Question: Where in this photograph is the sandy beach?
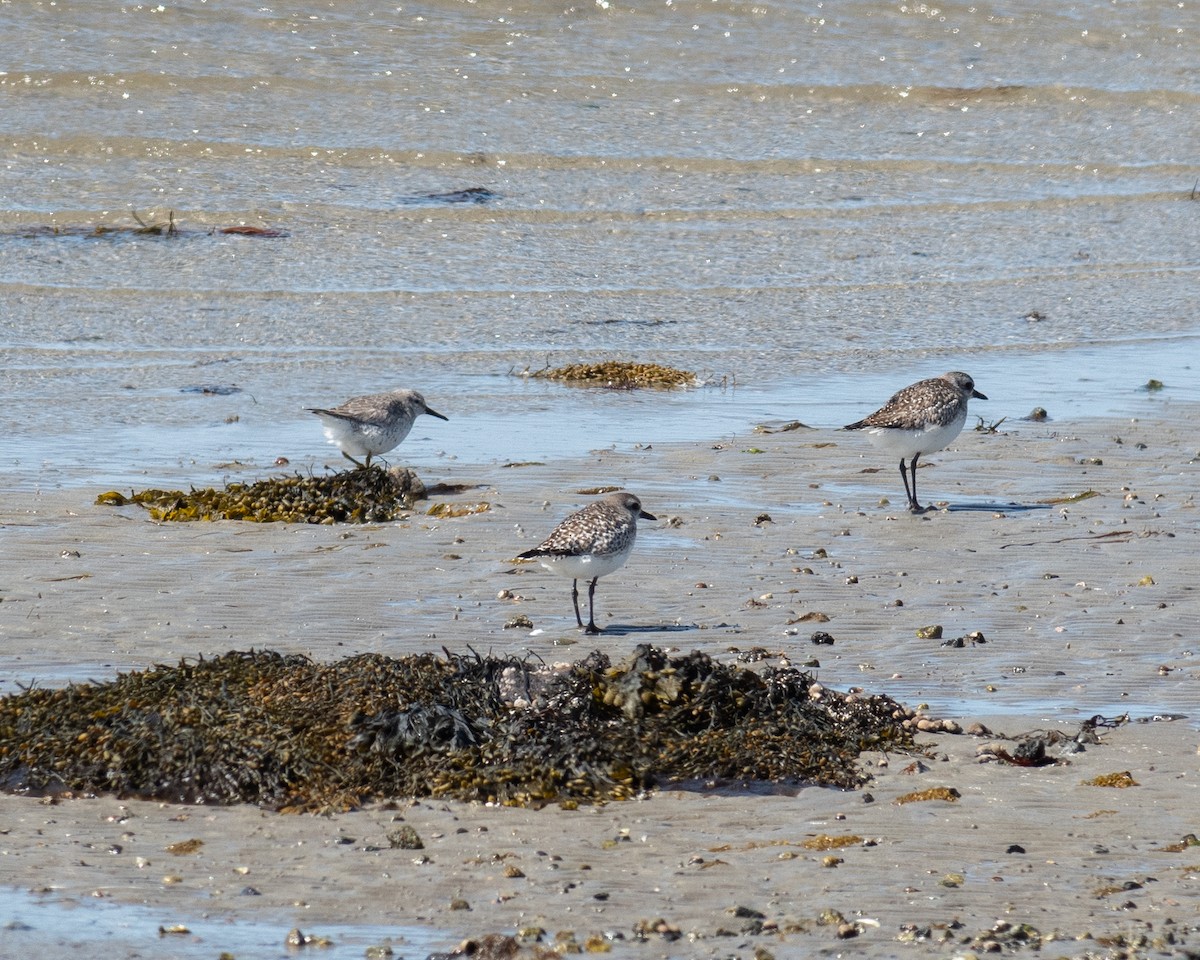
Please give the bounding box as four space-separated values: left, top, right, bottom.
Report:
2 408 1198 958
4 0 1199 953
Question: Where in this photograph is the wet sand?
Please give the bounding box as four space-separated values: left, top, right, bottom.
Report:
1 409 1199 957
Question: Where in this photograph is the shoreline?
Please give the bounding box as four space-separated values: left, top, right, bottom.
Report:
2 333 1199 497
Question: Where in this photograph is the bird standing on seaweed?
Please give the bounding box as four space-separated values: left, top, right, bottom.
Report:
308 388 448 469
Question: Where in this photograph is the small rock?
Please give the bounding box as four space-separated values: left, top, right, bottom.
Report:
386 826 423 850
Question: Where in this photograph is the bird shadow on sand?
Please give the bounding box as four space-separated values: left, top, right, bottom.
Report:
598 623 699 637
940 500 1054 514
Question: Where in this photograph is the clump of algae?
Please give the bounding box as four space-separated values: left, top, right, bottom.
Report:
95 467 426 524
894 786 961 804
1084 771 1139 788
0 645 917 810
519 361 698 389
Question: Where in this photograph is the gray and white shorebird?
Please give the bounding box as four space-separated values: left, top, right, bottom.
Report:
843 371 987 513
516 492 656 635
308 388 448 469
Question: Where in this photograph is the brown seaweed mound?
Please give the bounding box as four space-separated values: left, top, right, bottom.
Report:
520 361 698 389
95 467 425 523
0 646 915 810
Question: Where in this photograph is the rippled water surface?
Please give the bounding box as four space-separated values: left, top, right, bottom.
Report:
2 0 1197 487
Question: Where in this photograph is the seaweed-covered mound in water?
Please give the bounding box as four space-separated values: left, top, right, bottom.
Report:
94 467 425 523
519 361 698 389
0 646 916 809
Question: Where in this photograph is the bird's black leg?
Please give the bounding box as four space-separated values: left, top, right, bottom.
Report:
584 576 601 635
570 579 585 628
899 458 915 510
342 451 368 470
908 453 924 513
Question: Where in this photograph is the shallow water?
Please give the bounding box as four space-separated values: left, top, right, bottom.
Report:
0 885 446 960
2 0 1198 492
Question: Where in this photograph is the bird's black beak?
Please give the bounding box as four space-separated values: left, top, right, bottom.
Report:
972 390 988 400
425 407 450 421
640 510 657 521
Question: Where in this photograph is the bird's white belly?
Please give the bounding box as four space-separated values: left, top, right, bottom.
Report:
322 420 407 457
538 550 630 581
866 409 968 459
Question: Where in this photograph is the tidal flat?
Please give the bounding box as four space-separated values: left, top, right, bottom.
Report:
1 409 1198 958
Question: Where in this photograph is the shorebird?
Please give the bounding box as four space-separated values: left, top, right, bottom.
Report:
516 492 656 634
843 371 987 512
308 388 448 469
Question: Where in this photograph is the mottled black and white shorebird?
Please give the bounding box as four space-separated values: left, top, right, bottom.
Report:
517 492 656 634
308 388 448 469
843 371 987 513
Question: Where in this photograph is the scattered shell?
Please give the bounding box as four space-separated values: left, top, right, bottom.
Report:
632 917 682 941
285 928 333 948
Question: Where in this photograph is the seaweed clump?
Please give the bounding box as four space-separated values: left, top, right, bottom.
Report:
95 467 425 523
519 361 698 389
7 210 287 239
0 645 916 810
